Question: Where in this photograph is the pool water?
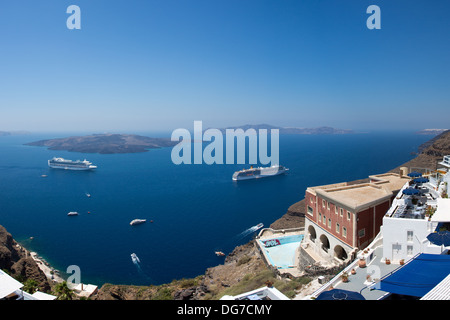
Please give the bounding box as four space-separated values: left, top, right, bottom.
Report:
259 234 304 269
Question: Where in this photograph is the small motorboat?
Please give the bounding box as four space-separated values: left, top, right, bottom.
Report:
86 193 91 198
215 251 225 257
130 219 146 226
255 223 264 230
67 211 79 216
131 253 140 263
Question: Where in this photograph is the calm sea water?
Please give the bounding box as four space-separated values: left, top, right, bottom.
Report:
0 131 430 286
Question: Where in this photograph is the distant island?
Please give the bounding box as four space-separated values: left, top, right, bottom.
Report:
25 133 177 154
415 129 448 135
214 124 354 135
0 130 31 136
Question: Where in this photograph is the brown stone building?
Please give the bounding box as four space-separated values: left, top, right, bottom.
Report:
303 173 409 264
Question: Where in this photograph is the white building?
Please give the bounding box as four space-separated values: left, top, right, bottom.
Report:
382 159 450 262
0 269 56 300
220 286 290 300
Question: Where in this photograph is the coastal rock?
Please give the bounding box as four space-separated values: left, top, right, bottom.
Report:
0 225 52 293
391 129 450 173
270 199 305 230
0 225 20 269
175 284 209 300
10 257 51 293
0 245 13 270
93 285 146 300
93 241 267 300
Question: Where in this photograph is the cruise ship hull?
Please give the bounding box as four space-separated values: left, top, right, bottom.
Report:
48 164 97 171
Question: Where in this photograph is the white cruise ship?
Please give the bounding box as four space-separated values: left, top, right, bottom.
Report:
48 157 97 171
232 165 288 181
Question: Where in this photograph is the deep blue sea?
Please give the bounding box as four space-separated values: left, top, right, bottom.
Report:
0 131 431 286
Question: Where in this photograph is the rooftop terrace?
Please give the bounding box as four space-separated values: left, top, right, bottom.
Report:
309 173 410 211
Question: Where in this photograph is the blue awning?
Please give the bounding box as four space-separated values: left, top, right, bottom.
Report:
379 253 450 298
427 231 450 246
408 171 422 177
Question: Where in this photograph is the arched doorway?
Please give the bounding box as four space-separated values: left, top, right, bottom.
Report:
319 234 330 253
308 225 317 243
334 245 348 261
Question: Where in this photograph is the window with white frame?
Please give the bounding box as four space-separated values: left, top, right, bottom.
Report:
407 230 413 242
407 245 413 256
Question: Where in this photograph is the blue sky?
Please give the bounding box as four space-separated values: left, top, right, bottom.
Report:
0 1 449 132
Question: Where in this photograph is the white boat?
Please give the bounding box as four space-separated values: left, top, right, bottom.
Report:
255 223 264 230
86 193 91 198
130 219 146 226
67 211 79 216
131 253 140 263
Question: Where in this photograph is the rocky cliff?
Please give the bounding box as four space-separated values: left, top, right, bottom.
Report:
390 129 450 173
93 241 268 300
0 225 51 293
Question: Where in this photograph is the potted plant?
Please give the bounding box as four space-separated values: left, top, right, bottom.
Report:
358 257 366 268
400 259 405 265
385 258 391 265
351 268 356 275
341 272 349 283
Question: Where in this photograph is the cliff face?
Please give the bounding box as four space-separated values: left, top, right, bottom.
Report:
0 225 51 293
94 241 267 300
270 199 306 230
391 129 450 173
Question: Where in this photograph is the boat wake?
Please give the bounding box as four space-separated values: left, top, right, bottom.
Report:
215 223 264 257
131 253 153 283
235 223 264 241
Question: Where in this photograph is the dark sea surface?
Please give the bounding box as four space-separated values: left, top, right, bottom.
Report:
0 131 431 286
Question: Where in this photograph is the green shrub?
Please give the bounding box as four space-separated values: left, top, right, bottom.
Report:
152 287 173 300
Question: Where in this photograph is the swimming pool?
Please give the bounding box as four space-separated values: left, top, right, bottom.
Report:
259 234 304 269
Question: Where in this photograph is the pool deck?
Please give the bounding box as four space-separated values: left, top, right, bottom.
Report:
256 228 304 277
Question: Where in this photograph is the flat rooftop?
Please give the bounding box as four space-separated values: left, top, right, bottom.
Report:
319 184 391 210
309 173 410 211
369 173 411 193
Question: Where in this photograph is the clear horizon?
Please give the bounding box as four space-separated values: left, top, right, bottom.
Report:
1 1 449 132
